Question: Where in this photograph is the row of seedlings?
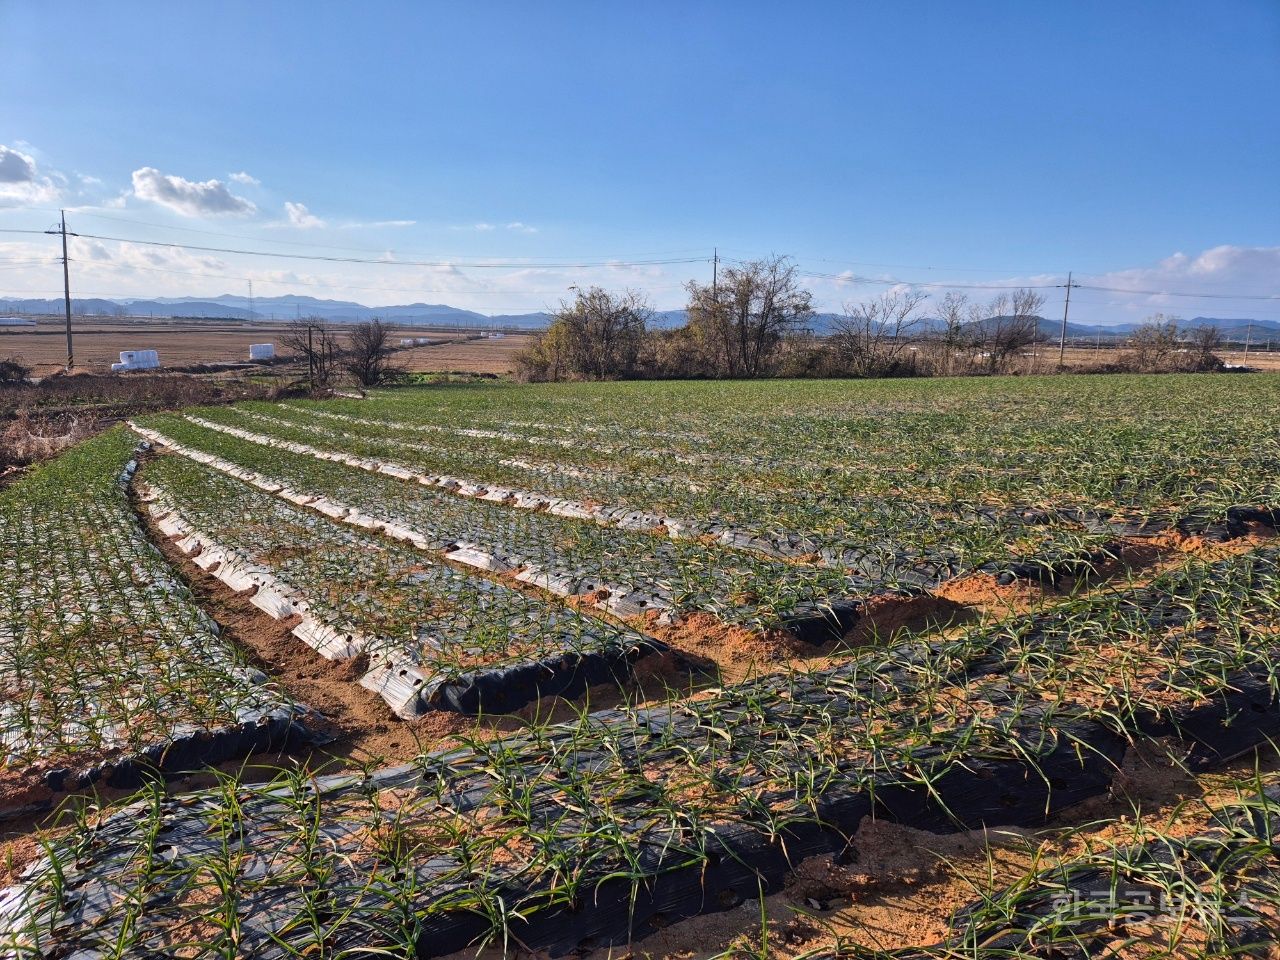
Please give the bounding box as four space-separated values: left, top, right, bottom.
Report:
235 403 1124 583
0 649 1124 956
132 415 879 639
0 430 310 816
286 379 1280 547
226 401 1274 586
8 541 1280 953
140 453 674 717
813 780 1280 958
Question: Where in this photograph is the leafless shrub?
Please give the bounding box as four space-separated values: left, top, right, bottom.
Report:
1122 314 1182 371
0 410 100 468
924 291 978 375
1185 323 1225 371
343 318 400 387
0 356 31 384
1117 315 1224 373
973 288 1045 373
831 290 929 377
281 316 340 388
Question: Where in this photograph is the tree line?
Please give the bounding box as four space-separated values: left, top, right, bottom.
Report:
516 255 1227 381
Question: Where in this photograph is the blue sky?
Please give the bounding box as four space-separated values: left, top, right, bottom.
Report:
2 1 1278 322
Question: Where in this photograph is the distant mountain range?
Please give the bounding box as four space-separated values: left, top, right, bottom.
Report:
1 294 1275 342
0 294 523 327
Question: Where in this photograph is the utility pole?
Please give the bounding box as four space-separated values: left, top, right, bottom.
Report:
712 247 718 301
44 210 77 370
307 323 315 390
1057 271 1075 368
1243 322 1253 363
247 279 254 322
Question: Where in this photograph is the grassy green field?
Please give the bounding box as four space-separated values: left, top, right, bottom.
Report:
2 373 1279 958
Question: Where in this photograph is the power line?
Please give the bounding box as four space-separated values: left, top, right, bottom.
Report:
721 247 1064 277
1074 284 1280 301
787 267 1065 291
781 264 1280 302
66 211 715 262
70 231 712 270
68 211 403 253
7 222 1280 308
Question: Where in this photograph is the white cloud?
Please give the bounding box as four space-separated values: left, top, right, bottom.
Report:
229 171 260 186
336 218 417 229
1109 245 1280 288
284 201 324 229
450 221 531 233
1067 245 1280 322
0 144 62 208
131 166 257 217
798 246 1280 323
76 237 230 274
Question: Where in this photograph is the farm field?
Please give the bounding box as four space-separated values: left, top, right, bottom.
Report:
6 317 1277 380
2 373 1280 958
0 317 533 376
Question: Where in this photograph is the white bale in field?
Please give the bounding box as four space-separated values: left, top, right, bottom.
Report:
249 343 275 361
114 349 160 371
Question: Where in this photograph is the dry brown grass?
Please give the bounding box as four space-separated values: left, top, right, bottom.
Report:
0 409 101 468
0 371 285 470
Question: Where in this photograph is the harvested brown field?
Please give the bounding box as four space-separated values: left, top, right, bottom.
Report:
1 317 534 377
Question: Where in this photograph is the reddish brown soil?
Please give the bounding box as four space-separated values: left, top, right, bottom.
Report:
435 747 1280 960
934 572 1059 615
143 504 480 766
0 831 48 886
636 611 813 683
0 779 54 819
844 592 971 646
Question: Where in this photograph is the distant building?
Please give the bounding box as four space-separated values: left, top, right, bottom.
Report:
0 317 36 327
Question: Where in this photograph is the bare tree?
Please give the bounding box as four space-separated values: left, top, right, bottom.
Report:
1122 314 1182 371
975 288 1045 373
830 290 929 377
281 316 340 389
931 290 974 375
1186 324 1224 371
685 255 813 377
343 318 399 387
